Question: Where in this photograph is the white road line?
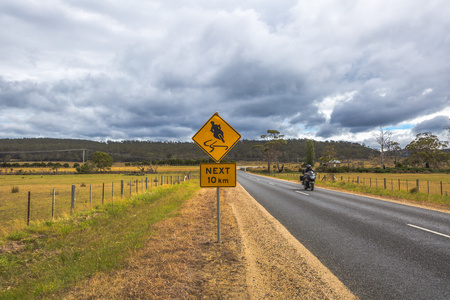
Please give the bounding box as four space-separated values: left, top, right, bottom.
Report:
407 224 450 239
269 183 275 186
295 191 309 196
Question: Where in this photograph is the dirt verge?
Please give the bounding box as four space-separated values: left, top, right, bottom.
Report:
62 184 356 299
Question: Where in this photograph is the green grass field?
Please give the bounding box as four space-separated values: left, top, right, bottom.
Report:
0 180 200 299
267 172 450 207
0 165 448 298
0 172 198 235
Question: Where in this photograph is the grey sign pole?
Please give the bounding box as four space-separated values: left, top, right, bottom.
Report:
217 187 221 243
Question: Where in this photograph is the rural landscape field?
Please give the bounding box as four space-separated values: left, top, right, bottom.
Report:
1 138 449 298
0 165 199 235
2 162 449 236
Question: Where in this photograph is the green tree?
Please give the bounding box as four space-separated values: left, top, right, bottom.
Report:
91 152 113 171
305 139 315 166
387 141 402 167
76 161 97 174
253 130 286 173
405 132 449 168
319 145 337 166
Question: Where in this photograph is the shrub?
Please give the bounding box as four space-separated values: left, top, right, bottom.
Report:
410 187 419 194
11 186 19 193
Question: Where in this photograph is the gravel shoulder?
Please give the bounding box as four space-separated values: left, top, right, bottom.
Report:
226 184 356 299
63 184 357 299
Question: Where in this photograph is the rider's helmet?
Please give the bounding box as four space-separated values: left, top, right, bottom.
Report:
307 164 311 168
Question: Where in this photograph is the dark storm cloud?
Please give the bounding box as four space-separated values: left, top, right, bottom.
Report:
412 116 450 135
212 59 304 99
316 124 343 139
328 83 450 134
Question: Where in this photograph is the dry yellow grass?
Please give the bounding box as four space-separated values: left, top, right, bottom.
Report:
320 173 450 195
0 171 196 236
0 163 199 175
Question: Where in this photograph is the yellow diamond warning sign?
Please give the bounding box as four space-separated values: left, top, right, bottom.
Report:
192 113 241 162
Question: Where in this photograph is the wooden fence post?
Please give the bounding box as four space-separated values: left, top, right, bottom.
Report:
27 191 31 226
52 189 55 219
416 179 419 191
121 180 124 197
102 183 105 204
384 178 387 189
441 181 443 195
112 182 114 202
71 185 76 214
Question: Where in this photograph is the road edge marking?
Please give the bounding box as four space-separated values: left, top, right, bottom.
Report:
407 224 450 239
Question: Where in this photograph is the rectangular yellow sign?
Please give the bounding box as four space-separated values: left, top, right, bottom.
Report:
200 163 236 187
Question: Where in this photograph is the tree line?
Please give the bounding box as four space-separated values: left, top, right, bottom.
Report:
253 128 449 173
0 138 377 164
2 129 447 173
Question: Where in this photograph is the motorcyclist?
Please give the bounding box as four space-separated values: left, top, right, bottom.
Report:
300 164 313 183
303 164 313 174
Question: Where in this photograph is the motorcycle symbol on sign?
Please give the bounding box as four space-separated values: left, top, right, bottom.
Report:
204 121 228 153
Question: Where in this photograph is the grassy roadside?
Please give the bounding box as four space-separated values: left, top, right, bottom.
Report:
0 181 200 299
316 179 450 208
264 172 450 209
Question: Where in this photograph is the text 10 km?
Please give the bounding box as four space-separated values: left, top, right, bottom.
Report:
200 163 236 187
207 176 229 184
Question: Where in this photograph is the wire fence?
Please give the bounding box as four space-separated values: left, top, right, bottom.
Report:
268 172 450 197
318 173 449 196
0 174 197 234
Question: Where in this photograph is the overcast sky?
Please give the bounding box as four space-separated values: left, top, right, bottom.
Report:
1 0 449 149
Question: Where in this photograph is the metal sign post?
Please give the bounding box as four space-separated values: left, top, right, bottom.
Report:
217 187 221 243
192 112 241 243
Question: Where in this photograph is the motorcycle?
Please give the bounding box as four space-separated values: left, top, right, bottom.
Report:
302 170 316 191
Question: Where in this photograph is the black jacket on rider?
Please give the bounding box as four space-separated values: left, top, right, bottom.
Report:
300 165 313 181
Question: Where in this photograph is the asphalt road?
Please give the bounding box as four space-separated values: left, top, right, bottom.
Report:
237 170 450 300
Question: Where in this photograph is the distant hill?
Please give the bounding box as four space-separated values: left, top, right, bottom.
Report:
0 138 379 163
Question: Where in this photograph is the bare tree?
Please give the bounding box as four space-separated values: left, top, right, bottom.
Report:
253 130 286 173
373 127 392 169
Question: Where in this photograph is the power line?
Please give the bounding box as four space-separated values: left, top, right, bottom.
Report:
0 149 153 161
0 149 88 154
